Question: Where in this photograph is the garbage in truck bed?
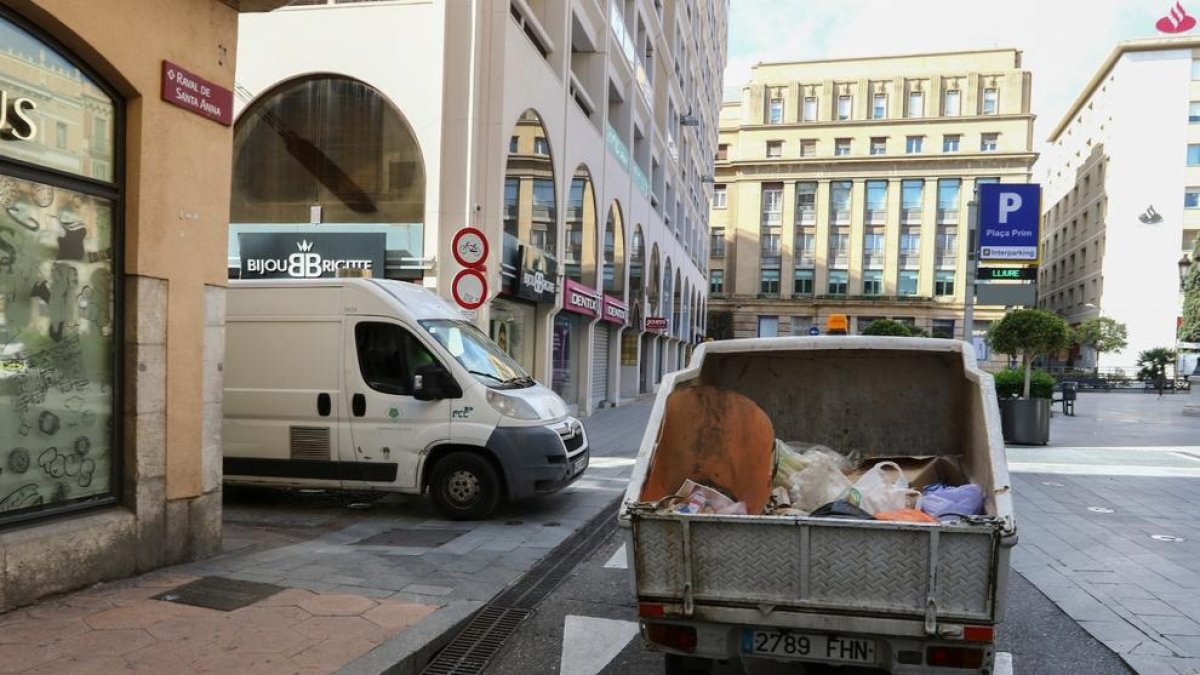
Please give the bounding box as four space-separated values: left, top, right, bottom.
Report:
638 384 987 524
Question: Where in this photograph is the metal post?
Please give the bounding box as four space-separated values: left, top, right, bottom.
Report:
963 198 979 345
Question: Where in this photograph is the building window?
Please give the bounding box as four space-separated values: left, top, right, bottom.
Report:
872 93 887 119
828 227 850 268
793 268 814 295
900 227 920 268
827 270 849 295
758 316 779 337
711 227 726 257
1189 144 1200 166
902 179 923 224
803 96 818 121
935 270 956 297
768 97 784 124
710 269 725 294
800 139 816 157
0 12 121 526
898 270 920 296
837 95 852 120
791 316 813 334
796 182 817 225
980 133 998 152
795 227 815 266
982 88 998 115
761 183 783 259
943 89 961 116
834 138 851 156
870 137 887 155
716 144 729 160
908 91 924 118
943 135 960 152
509 135 519 152
1187 188 1200 208
931 319 956 339
766 140 783 157
830 180 852 224
906 136 923 153
865 180 887 224
760 269 781 295
936 226 958 267
534 136 550 155
863 228 885 269
712 185 727 210
862 270 883 295
937 178 961 223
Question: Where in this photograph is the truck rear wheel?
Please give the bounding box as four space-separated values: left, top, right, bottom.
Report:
664 654 715 675
429 451 501 520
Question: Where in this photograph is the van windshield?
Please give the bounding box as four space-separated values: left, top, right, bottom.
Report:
419 319 533 388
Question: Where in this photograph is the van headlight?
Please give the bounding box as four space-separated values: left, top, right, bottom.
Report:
486 389 542 420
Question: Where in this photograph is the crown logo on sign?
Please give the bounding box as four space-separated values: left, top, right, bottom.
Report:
296 240 315 252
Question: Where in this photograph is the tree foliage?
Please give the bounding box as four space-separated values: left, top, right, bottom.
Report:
861 318 919 337
707 310 733 340
1074 317 1128 357
1180 238 1200 342
986 309 1072 398
1137 347 1177 385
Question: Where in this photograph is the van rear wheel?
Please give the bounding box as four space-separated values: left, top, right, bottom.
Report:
429 451 501 520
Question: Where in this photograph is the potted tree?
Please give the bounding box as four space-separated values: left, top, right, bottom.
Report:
987 309 1073 445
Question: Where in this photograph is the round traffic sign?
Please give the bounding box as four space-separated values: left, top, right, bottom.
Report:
452 227 489 268
451 268 488 310
807 326 820 336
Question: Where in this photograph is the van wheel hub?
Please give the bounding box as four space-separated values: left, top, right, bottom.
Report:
446 470 480 504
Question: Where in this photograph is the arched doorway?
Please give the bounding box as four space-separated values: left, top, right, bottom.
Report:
493 109 557 373
230 75 426 281
595 200 627 406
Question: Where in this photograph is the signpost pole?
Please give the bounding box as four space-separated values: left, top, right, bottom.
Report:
964 198 978 345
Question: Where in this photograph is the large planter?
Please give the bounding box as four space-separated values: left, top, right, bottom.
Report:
1000 398 1051 445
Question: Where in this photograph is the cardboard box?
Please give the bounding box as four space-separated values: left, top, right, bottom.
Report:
844 456 966 490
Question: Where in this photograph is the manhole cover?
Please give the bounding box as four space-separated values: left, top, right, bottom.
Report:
353 528 464 548
1087 506 1115 514
154 577 283 612
1041 481 1065 487
1151 534 1185 543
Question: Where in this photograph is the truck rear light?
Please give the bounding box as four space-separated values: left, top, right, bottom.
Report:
638 602 664 618
963 625 995 642
926 645 984 669
644 623 697 653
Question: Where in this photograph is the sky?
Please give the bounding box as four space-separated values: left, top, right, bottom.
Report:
723 0 1171 146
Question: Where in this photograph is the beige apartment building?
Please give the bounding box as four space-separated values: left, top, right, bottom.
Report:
709 50 1037 342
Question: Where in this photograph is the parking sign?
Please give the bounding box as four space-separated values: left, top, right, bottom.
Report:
978 183 1041 262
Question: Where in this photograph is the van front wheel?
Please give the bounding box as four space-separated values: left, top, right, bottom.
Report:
429 452 501 520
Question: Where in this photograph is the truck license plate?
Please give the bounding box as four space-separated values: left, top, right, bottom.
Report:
742 629 875 665
572 455 588 475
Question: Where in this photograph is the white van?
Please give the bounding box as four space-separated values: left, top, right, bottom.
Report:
222 278 589 519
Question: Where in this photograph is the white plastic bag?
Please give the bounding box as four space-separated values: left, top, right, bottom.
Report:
842 461 922 515
786 450 853 512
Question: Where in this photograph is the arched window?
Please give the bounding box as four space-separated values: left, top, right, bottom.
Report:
565 165 596 283
0 10 122 524
503 109 556 257
603 201 625 295
232 76 424 225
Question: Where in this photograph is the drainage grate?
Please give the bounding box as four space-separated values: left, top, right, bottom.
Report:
154 576 284 611
420 499 621 675
352 528 466 548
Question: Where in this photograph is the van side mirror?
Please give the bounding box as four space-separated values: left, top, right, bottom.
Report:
413 363 461 401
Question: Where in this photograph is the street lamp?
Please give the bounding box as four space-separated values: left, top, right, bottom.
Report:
1179 253 1192 291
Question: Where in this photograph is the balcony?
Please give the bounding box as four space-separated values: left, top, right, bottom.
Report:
863 254 885 269
902 208 922 225
937 208 960 225
899 251 920 268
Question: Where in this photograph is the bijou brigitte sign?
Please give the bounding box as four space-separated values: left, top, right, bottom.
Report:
238 232 385 279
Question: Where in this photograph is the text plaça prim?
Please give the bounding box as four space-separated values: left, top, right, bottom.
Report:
983 228 1034 239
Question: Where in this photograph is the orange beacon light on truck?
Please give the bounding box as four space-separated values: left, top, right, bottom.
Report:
825 314 849 335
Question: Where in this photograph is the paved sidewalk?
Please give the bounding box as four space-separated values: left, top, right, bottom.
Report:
1009 389 1200 675
0 402 652 674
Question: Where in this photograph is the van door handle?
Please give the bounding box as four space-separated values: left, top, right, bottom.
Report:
317 393 331 417
352 393 366 417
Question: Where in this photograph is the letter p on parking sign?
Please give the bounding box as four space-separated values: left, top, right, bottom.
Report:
978 183 1041 263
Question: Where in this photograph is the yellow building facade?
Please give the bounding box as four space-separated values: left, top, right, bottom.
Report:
709 50 1036 341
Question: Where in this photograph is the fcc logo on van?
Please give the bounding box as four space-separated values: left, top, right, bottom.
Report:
237 232 386 280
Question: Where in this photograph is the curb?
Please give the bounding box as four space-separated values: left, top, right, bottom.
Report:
336 599 484 675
